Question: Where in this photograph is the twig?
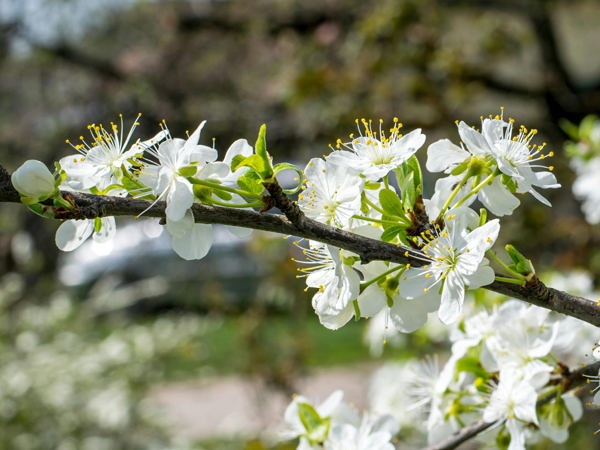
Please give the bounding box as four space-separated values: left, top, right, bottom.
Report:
1 163 599 327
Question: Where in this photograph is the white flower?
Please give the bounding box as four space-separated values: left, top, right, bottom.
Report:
296 241 360 330
328 119 425 181
490 120 560 206
165 210 214 261
357 260 440 333
398 210 499 324
55 217 116 252
145 121 218 222
369 360 421 427
538 394 583 444
11 160 56 199
572 156 600 224
483 370 538 450
299 159 364 228
281 390 345 445
481 301 558 388
324 414 399 450
60 115 166 191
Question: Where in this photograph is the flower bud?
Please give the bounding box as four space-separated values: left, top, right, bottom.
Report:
11 160 56 199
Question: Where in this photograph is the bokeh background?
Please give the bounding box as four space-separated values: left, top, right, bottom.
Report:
0 0 600 449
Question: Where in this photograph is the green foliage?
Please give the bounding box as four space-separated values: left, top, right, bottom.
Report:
379 189 403 217
505 244 536 276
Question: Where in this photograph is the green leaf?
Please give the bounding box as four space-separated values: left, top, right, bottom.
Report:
405 155 422 195
121 177 140 192
178 166 198 178
381 225 405 243
231 154 246 172
94 217 102 233
401 173 416 211
505 245 535 275
255 124 269 164
236 154 272 180
456 356 488 379
272 162 304 194
379 189 403 217
237 171 264 196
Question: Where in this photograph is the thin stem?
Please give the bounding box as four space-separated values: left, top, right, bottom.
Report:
383 175 390 190
452 169 500 210
189 178 264 200
487 249 525 280
360 266 405 293
99 184 125 195
494 276 523 285
439 172 470 217
364 197 386 215
208 198 264 209
362 197 411 226
54 194 74 209
537 386 560 401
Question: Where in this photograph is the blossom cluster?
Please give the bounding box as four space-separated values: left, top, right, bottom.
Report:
368 297 592 449
11 110 560 336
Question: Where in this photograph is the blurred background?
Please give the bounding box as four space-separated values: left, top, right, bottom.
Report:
0 0 600 449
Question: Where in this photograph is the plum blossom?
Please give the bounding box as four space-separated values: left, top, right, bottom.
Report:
398 209 499 324
327 119 425 181
295 241 360 330
60 115 166 191
483 370 538 450
324 414 399 450
298 159 364 229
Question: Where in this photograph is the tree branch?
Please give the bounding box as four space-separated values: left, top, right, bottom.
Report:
422 360 600 450
1 164 599 327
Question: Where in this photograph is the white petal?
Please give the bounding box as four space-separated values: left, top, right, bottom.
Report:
426 139 470 173
389 297 429 333
458 122 493 157
182 121 206 152
438 271 465 324
223 139 254 166
166 209 194 238
166 177 195 222
55 220 94 251
92 217 117 244
172 223 214 260
357 284 386 317
463 265 494 290
478 178 520 217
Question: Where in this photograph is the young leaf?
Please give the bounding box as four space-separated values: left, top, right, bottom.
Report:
235 154 272 180
231 154 247 172
381 225 405 243
237 171 264 196
405 155 422 194
213 190 233 201
379 189 403 217
401 173 416 212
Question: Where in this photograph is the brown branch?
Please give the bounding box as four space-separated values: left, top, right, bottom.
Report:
423 361 600 450
1 163 599 327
